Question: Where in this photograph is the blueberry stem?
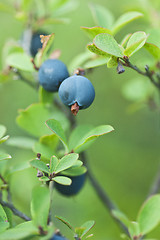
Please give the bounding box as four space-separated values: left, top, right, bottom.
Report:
71 102 79 116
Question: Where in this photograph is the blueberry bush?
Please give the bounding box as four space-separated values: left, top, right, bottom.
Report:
0 0 160 239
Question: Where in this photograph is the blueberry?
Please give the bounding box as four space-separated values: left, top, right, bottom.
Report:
58 75 95 115
50 234 68 240
38 59 69 92
55 174 86 196
30 32 47 57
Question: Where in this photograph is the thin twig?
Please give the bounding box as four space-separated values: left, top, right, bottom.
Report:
120 58 160 89
0 199 31 221
49 180 54 224
15 70 37 89
0 175 12 203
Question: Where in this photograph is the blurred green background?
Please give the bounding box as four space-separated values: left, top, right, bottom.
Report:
0 0 160 239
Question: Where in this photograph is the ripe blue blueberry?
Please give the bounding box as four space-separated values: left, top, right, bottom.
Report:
50 234 67 240
30 32 47 57
55 174 86 196
38 59 69 92
58 75 95 115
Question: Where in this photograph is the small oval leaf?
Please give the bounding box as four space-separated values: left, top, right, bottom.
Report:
93 33 123 57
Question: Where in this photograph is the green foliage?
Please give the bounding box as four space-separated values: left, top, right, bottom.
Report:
93 33 123 57
137 195 160 235
6 52 35 72
124 31 148 57
56 216 95 239
89 3 114 29
17 103 69 137
53 176 71 185
54 153 79 174
111 12 143 35
68 124 114 152
33 134 58 160
0 221 38 240
46 119 68 152
81 26 112 39
30 159 50 174
31 186 50 229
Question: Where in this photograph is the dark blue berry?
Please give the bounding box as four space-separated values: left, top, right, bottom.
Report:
30 32 47 57
38 59 69 92
55 174 86 196
50 234 67 240
58 75 95 115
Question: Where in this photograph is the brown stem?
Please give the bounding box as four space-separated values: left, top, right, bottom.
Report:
71 102 79 116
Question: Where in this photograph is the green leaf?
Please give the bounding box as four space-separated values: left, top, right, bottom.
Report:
93 34 123 57
31 186 50 229
17 103 69 137
80 220 95 238
144 42 160 59
72 160 83 168
84 57 108 69
55 215 74 231
0 204 8 223
30 160 49 174
7 136 36 149
75 227 86 238
50 155 59 173
6 52 34 72
0 221 38 240
137 194 160 235
69 125 114 152
3 207 12 228
62 166 87 177
128 222 141 239
87 43 110 57
0 125 6 139
107 56 118 68
55 153 79 174
39 86 53 104
121 34 132 48
45 119 68 152
111 209 130 227
81 26 112 39
0 135 9 144
0 222 10 233
39 176 50 182
0 154 11 161
124 31 148 57
112 11 143 35
53 176 71 185
33 134 59 160
89 3 114 29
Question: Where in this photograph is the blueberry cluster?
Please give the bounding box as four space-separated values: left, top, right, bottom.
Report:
38 59 95 115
